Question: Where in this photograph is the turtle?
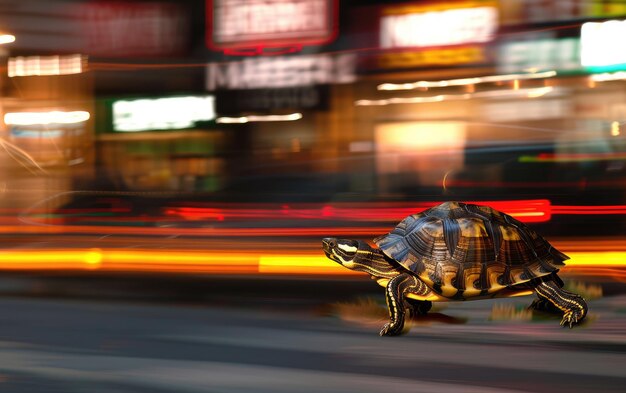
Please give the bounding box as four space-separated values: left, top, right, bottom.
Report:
322 201 588 336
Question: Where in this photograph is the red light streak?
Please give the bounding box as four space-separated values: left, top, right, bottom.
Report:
164 199 552 223
552 205 626 215
535 152 626 162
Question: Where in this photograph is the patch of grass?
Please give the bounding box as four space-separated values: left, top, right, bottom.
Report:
489 303 533 322
564 281 603 300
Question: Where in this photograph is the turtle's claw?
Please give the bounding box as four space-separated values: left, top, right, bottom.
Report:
560 311 583 329
379 321 403 337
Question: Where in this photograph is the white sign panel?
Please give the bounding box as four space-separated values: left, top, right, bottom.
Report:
113 96 215 132
581 19 626 68
380 6 497 49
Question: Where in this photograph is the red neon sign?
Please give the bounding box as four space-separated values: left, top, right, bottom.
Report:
207 0 338 55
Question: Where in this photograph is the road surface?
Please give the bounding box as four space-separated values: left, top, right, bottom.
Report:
0 279 624 393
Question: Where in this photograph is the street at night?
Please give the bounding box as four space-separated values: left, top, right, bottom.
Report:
1 0 626 392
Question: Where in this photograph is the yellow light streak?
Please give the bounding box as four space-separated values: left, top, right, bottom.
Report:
0 250 622 275
565 252 626 266
259 255 356 275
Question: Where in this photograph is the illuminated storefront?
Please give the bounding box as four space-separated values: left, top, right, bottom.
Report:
96 95 225 192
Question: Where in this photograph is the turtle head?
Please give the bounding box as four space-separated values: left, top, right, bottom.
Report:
322 238 365 270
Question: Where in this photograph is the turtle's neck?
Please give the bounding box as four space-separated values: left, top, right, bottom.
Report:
353 241 401 279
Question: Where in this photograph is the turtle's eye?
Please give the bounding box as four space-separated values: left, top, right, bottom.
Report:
329 240 337 249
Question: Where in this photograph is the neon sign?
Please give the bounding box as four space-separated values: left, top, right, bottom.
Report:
208 0 337 55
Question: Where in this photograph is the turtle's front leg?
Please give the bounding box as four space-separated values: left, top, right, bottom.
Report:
380 273 429 336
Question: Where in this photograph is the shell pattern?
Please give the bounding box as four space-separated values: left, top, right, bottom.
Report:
374 201 568 299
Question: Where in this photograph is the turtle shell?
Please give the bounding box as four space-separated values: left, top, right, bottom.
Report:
374 201 568 299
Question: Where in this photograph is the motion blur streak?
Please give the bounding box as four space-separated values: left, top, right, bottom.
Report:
165 199 551 223
0 250 622 275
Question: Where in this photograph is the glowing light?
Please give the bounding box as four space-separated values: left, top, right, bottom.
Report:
356 87 555 106
566 252 626 267
611 121 621 136
581 19 626 68
216 113 302 123
0 34 15 44
113 96 215 132
4 111 90 126
590 71 626 82
525 86 553 98
165 200 552 224
8 55 84 77
377 71 557 91
84 248 103 269
0 249 622 275
380 6 497 49
259 255 352 275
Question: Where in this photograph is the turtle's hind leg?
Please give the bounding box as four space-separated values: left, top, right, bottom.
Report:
380 273 430 336
405 298 432 318
534 279 588 328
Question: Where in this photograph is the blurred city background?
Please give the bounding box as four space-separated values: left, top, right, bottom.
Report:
0 0 624 392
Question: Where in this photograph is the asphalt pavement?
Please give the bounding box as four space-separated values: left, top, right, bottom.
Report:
0 276 624 393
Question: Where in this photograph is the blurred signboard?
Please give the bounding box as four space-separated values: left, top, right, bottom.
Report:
498 38 583 74
581 19 626 71
4 110 90 166
370 1 498 70
111 96 215 132
78 1 188 57
207 0 337 55
206 53 356 90
380 3 497 49
501 0 626 25
8 55 85 77
215 86 329 114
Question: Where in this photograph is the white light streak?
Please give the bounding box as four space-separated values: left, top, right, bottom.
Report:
356 87 555 106
4 111 90 126
377 71 557 91
216 113 303 124
0 34 15 44
591 71 626 82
